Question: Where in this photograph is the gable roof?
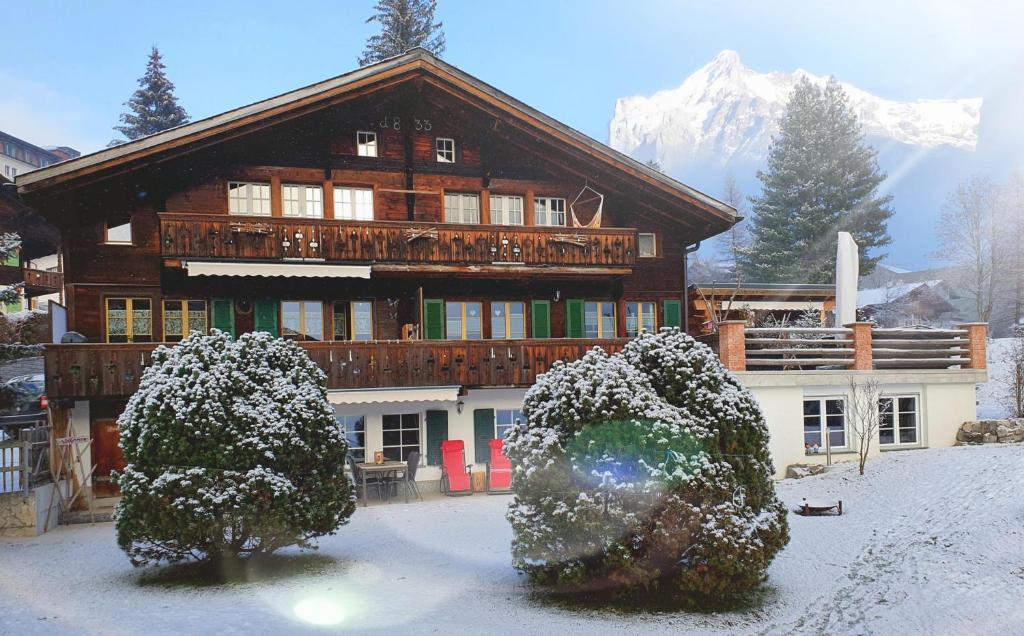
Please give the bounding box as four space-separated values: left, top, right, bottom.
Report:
14 48 736 228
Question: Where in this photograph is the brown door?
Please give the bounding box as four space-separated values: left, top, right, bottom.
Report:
91 419 126 497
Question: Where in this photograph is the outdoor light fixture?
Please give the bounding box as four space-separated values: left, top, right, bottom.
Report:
553 290 561 302
456 399 465 414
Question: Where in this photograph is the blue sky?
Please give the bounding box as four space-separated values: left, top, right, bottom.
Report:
4 0 1021 156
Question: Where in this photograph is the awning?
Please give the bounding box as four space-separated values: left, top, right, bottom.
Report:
327 386 461 405
184 261 371 279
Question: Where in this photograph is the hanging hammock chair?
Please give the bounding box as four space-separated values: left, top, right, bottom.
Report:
569 184 604 229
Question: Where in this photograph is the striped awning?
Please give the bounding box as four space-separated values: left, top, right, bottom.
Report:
184 261 371 279
327 386 461 405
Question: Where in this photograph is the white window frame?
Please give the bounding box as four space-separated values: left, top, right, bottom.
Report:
878 394 921 448
282 184 324 218
382 413 420 462
803 396 848 454
495 408 524 441
584 301 616 338
444 193 480 224
228 181 272 216
356 131 378 158
337 414 367 463
491 301 525 339
534 197 566 226
435 137 455 163
334 187 374 220
490 195 524 226
638 233 658 257
625 301 657 337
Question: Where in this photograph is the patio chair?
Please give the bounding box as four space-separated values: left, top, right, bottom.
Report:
440 440 473 496
486 439 512 494
347 454 387 501
403 451 423 501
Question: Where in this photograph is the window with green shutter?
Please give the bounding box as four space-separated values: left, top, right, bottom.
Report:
423 298 444 340
531 300 550 338
663 299 682 329
566 299 584 338
425 410 449 466
254 298 278 335
211 299 235 337
473 408 495 463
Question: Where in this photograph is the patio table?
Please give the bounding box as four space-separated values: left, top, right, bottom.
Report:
356 461 409 506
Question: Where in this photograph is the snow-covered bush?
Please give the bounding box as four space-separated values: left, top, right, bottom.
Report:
115 330 356 566
506 329 789 603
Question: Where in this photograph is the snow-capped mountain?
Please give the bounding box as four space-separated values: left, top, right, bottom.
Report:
609 50 982 171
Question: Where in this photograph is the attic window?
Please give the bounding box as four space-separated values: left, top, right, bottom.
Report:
357 131 377 157
105 215 132 245
638 233 657 257
435 138 455 163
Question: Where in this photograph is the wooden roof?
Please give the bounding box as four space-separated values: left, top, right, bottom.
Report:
14 48 736 236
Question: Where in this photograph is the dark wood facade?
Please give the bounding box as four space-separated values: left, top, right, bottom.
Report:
18 50 735 402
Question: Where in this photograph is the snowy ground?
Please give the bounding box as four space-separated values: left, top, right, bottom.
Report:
2 444 1023 635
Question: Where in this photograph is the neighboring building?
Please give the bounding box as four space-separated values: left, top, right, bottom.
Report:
858 279 957 327
0 131 76 180
688 283 836 334
15 49 735 497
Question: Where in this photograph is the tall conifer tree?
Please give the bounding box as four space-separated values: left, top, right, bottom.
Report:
110 47 190 145
358 0 445 66
739 77 893 283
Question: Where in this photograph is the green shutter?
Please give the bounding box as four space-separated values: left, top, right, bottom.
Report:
566 299 584 338
531 300 551 339
212 298 235 337
473 408 495 463
663 299 682 329
425 410 449 466
254 298 279 335
423 298 444 340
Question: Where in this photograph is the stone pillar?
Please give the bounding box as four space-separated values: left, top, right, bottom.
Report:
718 320 747 372
958 323 988 370
845 322 874 371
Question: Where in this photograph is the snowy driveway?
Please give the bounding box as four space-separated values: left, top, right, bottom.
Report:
1 444 1023 635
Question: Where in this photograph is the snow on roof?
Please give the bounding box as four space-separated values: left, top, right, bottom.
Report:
878 263 912 274
858 280 943 307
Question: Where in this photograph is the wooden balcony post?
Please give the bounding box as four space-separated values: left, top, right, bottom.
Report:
718 320 747 372
845 322 874 370
958 323 988 370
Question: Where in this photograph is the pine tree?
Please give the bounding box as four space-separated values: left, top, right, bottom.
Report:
358 0 445 66
739 77 893 283
110 47 190 146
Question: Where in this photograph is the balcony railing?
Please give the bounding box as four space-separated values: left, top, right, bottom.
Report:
44 338 629 400
160 213 638 271
0 266 63 296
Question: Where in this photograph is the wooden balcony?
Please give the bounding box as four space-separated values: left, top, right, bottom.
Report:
160 213 637 274
44 338 628 400
0 265 63 296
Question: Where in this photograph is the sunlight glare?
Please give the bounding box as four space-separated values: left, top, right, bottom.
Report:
293 597 346 626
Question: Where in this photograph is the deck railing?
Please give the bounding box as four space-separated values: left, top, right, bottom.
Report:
718 321 987 373
21 267 63 294
0 424 50 496
44 338 629 400
159 213 638 270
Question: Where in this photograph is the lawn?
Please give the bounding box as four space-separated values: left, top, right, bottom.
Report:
1 444 1023 635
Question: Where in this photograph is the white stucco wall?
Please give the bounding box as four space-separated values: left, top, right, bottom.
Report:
739 370 985 478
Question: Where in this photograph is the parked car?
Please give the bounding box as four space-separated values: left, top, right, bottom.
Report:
0 373 47 431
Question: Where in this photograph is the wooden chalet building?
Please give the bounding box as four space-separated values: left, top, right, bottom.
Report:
14 49 735 495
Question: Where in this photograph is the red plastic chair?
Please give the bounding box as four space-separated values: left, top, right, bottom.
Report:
440 440 473 496
487 439 512 493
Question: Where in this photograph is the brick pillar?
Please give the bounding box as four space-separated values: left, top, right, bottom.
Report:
845 322 874 370
718 320 747 372
958 323 988 370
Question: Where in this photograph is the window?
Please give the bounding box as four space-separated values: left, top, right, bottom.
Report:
282 184 323 218
337 414 366 462
104 216 132 244
584 301 616 338
495 408 524 441
638 233 657 257
446 301 482 339
534 197 566 226
39 158 50 168
803 397 846 453
491 301 525 339
2 142 14 157
333 301 373 341
435 137 455 163
879 396 919 446
334 187 374 220
106 298 153 343
382 413 420 461
228 182 271 216
281 300 324 341
490 195 523 225
444 193 480 224
163 300 207 342
356 131 377 157
625 302 656 337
